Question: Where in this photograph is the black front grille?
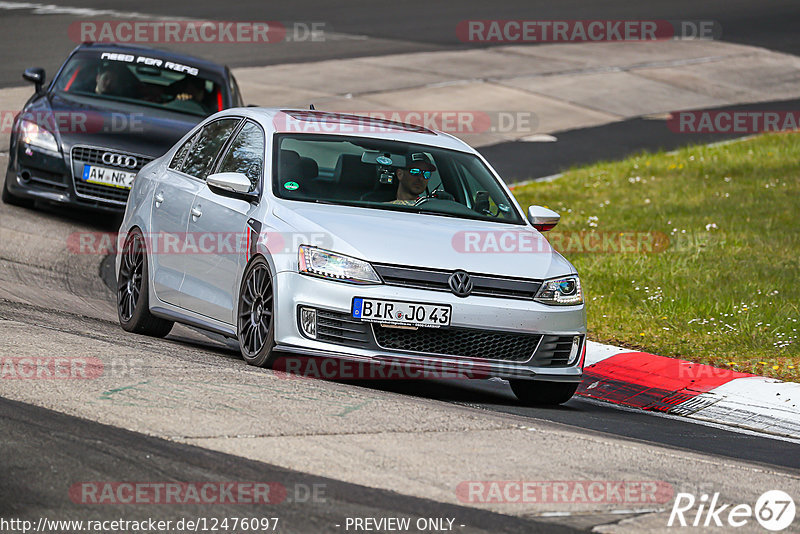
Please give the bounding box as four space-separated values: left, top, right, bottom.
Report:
316 309 371 346
374 325 541 362
532 335 581 367
373 264 541 300
71 146 152 204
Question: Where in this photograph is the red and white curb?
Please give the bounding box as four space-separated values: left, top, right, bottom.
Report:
578 341 800 439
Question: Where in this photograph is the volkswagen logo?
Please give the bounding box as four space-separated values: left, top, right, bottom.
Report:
102 152 137 168
448 270 473 297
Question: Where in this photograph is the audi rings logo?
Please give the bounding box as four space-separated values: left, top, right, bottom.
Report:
448 270 473 297
101 152 137 168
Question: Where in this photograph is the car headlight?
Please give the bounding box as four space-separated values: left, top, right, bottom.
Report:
19 119 59 153
298 245 381 284
534 276 583 306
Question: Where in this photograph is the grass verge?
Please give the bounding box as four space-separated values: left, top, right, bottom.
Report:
511 132 799 381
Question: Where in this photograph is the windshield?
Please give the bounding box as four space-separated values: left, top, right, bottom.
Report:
52 51 226 117
272 134 524 224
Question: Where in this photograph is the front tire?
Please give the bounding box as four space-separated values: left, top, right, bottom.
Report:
117 229 173 337
237 257 276 367
510 380 579 406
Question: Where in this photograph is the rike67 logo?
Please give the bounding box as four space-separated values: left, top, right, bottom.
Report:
668 490 796 531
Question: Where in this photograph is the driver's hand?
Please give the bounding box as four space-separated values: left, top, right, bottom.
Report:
175 92 192 101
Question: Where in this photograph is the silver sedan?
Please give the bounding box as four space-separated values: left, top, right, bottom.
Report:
116 108 586 404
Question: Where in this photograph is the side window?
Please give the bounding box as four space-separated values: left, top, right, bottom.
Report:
216 121 265 191
181 118 240 180
169 131 198 172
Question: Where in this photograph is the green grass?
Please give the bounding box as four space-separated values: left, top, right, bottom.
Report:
511 132 800 381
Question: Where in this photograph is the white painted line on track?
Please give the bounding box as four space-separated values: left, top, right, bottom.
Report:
0 1 181 19
0 1 369 40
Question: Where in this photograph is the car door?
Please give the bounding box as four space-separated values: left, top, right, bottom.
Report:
149 117 241 307
181 119 265 324
148 129 204 306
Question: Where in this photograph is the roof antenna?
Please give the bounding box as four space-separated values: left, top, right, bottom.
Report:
309 104 316 110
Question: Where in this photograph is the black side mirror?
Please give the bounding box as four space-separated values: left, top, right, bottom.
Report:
23 68 46 94
474 191 490 213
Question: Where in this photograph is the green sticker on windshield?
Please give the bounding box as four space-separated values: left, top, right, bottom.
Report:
284 181 299 191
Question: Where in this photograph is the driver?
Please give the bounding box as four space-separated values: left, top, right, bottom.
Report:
390 153 436 205
95 65 125 95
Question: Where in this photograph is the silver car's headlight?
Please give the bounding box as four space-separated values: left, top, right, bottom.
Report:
534 276 583 306
298 245 381 284
19 119 59 153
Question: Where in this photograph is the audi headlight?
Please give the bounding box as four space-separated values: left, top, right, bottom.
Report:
19 119 59 153
535 276 583 306
298 246 381 284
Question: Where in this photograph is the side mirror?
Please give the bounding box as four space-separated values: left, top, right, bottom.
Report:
23 67 46 93
207 172 259 202
527 205 560 232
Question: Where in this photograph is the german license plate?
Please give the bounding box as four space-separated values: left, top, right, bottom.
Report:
352 297 451 328
81 164 136 189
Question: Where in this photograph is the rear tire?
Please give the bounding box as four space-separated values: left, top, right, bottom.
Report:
237 256 276 367
2 176 34 208
510 380 579 406
117 229 173 337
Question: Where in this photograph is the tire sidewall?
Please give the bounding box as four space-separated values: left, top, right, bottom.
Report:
118 229 150 331
237 256 276 367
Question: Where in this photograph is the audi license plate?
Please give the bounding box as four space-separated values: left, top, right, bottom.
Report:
352 297 451 328
81 164 136 189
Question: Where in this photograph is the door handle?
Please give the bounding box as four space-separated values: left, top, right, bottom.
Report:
191 206 202 219
154 192 164 208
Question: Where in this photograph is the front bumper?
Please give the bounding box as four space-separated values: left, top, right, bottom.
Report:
5 142 134 213
273 271 587 382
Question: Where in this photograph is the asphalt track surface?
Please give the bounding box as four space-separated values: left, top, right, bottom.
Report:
1 0 799 88
481 98 800 181
2 2 800 531
0 397 568 533
2 1 798 180
0 167 797 530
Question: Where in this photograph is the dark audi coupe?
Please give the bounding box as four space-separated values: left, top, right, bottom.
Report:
3 43 244 211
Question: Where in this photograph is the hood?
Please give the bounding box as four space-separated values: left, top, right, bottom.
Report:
30 92 201 158
272 201 576 280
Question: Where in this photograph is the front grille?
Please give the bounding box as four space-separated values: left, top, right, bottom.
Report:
373 264 541 300
532 335 582 367
374 325 541 362
316 309 371 346
71 146 152 204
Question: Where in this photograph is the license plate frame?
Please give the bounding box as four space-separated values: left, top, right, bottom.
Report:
352 297 451 328
81 164 136 189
